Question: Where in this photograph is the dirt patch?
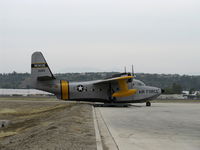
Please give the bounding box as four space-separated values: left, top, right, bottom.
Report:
0 100 96 150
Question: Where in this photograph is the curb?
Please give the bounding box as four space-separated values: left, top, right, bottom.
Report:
92 106 103 150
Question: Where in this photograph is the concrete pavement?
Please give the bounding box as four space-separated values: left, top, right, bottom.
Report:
96 103 200 150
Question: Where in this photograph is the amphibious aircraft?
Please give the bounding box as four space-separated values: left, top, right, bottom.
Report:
30 52 164 106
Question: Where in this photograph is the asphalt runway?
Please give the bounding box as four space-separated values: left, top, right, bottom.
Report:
96 103 200 150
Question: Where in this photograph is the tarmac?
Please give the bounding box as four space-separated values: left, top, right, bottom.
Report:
95 103 200 150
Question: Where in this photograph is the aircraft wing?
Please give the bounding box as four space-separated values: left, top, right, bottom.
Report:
94 76 132 84
94 76 137 97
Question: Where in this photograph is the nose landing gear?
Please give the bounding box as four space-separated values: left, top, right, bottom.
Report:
146 101 151 107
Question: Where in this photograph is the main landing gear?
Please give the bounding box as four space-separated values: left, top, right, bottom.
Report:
146 101 151 107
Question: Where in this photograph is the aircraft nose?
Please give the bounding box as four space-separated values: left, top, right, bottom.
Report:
161 89 165 94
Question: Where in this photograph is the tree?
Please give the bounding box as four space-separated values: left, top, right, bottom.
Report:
171 83 182 94
164 83 182 94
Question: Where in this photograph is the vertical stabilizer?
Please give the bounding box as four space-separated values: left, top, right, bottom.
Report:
31 52 55 81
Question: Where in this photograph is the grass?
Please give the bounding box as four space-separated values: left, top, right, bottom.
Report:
0 131 18 138
0 96 57 101
0 104 70 117
0 109 17 114
0 103 73 139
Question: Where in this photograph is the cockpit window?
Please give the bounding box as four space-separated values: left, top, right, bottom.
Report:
133 80 145 86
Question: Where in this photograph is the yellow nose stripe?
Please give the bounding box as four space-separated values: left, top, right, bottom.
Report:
61 80 69 100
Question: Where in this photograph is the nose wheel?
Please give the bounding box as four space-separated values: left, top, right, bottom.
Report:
146 101 151 107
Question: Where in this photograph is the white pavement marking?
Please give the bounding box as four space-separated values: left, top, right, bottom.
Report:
93 107 103 150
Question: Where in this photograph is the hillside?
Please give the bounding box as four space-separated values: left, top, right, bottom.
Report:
1 72 200 94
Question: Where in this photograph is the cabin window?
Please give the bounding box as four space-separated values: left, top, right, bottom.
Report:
139 90 145 94
138 83 143 86
146 90 158 94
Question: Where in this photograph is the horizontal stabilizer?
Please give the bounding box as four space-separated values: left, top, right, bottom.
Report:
37 76 55 81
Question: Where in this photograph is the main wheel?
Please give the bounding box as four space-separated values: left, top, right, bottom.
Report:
146 101 151 107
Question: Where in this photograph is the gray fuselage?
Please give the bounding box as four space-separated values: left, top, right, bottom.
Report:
31 78 162 103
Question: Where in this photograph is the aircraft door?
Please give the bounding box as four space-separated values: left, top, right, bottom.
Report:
107 83 117 102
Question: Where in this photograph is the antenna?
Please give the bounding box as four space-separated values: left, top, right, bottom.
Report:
124 66 127 73
130 65 134 87
131 65 134 76
131 65 136 77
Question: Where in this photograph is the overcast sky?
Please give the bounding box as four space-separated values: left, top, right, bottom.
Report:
0 0 200 74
